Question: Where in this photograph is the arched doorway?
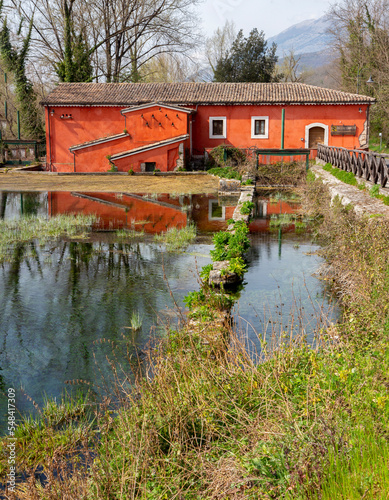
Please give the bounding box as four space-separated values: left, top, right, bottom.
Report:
305 123 328 149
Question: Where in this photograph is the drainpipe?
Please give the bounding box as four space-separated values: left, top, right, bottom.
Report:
120 109 127 131
281 108 285 150
71 151 76 172
189 117 193 157
47 107 52 172
366 106 370 147
190 105 198 158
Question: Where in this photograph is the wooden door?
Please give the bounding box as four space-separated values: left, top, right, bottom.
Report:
309 127 325 149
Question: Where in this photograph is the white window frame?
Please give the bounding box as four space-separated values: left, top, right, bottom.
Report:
209 116 227 139
251 116 269 139
208 199 225 221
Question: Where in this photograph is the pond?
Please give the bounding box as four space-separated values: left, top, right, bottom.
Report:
0 189 339 432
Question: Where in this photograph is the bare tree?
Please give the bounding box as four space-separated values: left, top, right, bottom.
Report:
327 0 389 139
140 52 198 82
276 50 310 82
205 20 236 75
7 0 201 82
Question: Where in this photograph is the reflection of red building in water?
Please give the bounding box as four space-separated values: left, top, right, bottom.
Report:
249 196 302 232
48 192 236 233
48 191 301 234
49 192 188 233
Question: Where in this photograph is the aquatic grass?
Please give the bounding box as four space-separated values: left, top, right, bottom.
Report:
116 228 144 239
154 223 196 252
130 311 143 331
0 214 97 263
269 213 308 231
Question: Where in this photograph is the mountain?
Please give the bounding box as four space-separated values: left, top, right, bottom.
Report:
267 15 340 88
194 16 339 86
268 16 333 57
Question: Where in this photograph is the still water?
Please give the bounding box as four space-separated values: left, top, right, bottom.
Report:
0 190 338 432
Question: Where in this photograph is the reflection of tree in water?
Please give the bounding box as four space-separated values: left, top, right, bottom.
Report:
53 240 177 371
0 236 189 396
22 193 42 216
0 192 7 219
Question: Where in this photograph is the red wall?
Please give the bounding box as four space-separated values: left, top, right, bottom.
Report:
190 104 369 151
112 142 182 172
45 102 370 172
46 104 189 172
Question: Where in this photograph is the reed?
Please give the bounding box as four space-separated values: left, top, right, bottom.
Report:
154 223 196 251
0 214 97 263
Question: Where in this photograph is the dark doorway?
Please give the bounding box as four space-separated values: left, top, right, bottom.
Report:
145 162 156 172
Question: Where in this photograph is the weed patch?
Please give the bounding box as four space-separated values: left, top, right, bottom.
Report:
257 161 306 186
0 214 97 264
154 223 196 251
322 163 358 186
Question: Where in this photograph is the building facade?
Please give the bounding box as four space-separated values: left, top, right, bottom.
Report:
41 82 375 173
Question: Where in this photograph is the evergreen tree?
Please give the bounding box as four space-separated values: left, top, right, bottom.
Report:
213 28 280 83
55 0 93 83
0 1 44 139
55 31 93 82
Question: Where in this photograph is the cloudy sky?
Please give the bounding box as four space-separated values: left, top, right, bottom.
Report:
197 0 332 38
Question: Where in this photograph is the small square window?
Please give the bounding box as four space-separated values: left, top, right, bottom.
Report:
209 117 226 139
213 120 224 136
209 200 225 220
251 116 269 139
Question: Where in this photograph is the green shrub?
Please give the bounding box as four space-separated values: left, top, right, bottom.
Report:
228 256 247 276
207 166 242 180
210 223 250 261
240 201 254 215
183 289 206 310
207 144 246 169
199 263 213 283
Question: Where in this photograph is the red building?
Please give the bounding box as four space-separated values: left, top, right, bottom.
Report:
41 82 375 173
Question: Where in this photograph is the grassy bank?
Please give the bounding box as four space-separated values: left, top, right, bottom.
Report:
2 176 389 498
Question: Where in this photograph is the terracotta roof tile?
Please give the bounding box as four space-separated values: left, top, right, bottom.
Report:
41 82 375 106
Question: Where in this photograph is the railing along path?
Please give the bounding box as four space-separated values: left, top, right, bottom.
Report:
317 144 389 188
